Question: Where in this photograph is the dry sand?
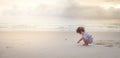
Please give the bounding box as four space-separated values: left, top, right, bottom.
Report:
0 31 120 58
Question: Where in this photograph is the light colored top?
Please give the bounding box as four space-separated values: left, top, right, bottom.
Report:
83 33 93 44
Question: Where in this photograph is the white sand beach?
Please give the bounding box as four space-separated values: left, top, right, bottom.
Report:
0 31 120 58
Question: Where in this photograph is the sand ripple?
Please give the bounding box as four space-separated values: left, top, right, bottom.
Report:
94 40 120 48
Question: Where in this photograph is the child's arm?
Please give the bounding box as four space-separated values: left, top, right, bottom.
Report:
77 37 83 44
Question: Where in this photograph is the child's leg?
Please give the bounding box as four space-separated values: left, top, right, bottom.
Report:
83 38 89 46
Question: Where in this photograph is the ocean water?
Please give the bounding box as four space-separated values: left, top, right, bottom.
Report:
0 23 120 32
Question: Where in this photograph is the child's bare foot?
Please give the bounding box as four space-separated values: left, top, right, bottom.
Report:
83 44 88 46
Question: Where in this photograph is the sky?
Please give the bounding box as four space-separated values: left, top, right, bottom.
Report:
0 0 120 18
0 0 120 27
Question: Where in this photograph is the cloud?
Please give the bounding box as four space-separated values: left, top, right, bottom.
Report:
63 5 120 19
0 0 120 19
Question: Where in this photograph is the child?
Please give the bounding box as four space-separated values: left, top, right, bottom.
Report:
76 27 93 46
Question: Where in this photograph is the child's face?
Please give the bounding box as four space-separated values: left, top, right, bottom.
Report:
79 32 84 35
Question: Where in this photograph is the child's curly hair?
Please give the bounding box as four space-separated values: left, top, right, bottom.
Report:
76 27 85 34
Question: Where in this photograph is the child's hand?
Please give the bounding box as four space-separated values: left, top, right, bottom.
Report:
77 38 82 44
